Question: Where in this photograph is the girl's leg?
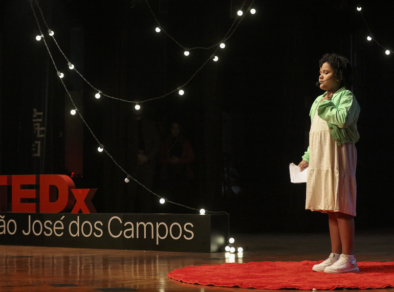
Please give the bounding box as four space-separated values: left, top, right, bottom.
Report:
335 212 355 255
311 212 342 272
328 212 342 254
323 212 358 274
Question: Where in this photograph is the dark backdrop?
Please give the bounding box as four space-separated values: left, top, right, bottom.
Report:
1 0 393 233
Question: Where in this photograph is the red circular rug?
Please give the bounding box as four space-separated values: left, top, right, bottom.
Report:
168 261 394 290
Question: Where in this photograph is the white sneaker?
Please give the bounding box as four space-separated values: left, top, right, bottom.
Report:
324 254 359 273
312 253 339 272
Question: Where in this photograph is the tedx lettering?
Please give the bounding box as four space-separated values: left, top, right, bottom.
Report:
0 175 96 213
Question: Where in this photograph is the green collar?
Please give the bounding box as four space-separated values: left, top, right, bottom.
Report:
316 87 347 103
323 86 346 97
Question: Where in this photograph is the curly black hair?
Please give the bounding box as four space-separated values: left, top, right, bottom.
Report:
319 53 353 89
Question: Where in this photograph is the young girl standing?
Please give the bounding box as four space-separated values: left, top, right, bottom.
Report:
299 53 361 273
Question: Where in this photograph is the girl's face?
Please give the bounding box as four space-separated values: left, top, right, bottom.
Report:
318 62 342 93
171 123 180 137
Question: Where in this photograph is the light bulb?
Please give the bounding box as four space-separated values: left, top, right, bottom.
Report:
200 209 206 215
125 177 130 183
36 35 42 41
98 145 104 152
178 89 184 96
225 246 230 251
95 92 101 99
57 72 64 78
230 247 236 253
184 51 190 56
250 8 256 14
237 247 243 253
229 237 235 244
367 36 372 41
70 109 77 115
357 7 362 11
237 10 243 16
385 50 391 55
135 104 141 110
155 27 161 33
220 43 225 49
160 198 165 204
68 62 74 70
213 56 219 62
48 29 54 36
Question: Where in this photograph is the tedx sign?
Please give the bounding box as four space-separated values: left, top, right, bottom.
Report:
0 176 229 252
0 213 228 252
0 175 96 214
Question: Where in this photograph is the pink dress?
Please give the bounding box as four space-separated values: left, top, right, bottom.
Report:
306 103 357 216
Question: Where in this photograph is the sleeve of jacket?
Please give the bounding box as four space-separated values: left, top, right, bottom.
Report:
302 146 310 163
317 91 360 128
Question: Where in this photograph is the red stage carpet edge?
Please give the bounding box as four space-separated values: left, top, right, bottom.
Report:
168 261 394 290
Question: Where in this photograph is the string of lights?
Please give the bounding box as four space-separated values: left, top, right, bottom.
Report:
29 0 231 219
356 6 392 56
145 0 256 51
33 0 256 109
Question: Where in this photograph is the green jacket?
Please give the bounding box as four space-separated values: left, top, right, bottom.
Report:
302 87 360 163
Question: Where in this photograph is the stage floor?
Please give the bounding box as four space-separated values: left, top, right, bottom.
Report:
1 229 394 292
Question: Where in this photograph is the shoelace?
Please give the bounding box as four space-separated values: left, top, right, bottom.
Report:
334 256 352 266
322 256 337 264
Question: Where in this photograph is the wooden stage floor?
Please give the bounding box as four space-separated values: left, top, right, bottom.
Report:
1 230 394 292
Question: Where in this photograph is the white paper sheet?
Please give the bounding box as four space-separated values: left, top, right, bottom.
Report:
289 163 308 183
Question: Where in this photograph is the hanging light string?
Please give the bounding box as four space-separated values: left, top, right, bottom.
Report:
356 6 392 55
29 0 230 219
30 2 102 151
33 0 137 103
139 47 220 103
32 0 255 105
144 0 254 51
222 6 253 43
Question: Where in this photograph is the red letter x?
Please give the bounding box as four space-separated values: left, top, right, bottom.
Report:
71 189 97 213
